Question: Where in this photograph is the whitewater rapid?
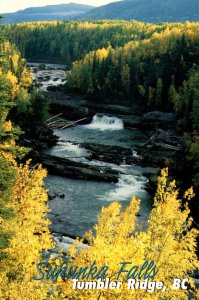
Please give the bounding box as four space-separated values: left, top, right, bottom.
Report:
85 114 124 131
44 113 153 253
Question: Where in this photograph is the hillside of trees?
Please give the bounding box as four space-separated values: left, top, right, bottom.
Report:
67 22 198 105
2 20 173 64
1 3 94 24
66 22 199 189
81 0 199 22
0 21 55 297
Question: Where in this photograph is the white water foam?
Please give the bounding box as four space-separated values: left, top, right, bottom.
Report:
31 68 66 91
85 115 124 131
52 235 88 255
56 141 84 154
132 150 142 160
47 141 90 162
101 174 148 202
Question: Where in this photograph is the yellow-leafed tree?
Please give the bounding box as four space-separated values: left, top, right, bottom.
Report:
51 169 199 300
0 30 54 299
0 161 54 300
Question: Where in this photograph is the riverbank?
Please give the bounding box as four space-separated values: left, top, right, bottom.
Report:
24 62 195 255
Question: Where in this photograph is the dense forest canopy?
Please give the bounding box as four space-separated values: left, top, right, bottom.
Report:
1 20 178 65
67 22 199 112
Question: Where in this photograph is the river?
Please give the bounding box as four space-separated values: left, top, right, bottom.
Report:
29 62 155 252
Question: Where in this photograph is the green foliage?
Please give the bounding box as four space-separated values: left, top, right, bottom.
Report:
0 158 16 201
0 230 12 260
155 78 163 107
0 32 29 261
0 157 16 259
66 23 199 104
0 75 14 128
2 20 171 65
29 90 49 124
189 67 199 131
16 88 31 113
178 66 199 187
184 133 199 187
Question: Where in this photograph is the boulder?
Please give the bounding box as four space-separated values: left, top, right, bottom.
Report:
81 142 137 165
33 152 119 183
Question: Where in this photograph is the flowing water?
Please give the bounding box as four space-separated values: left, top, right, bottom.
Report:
85 114 124 131
31 63 154 251
27 62 67 91
45 114 153 238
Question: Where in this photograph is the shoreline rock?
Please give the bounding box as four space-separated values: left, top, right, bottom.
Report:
81 142 138 165
32 152 119 183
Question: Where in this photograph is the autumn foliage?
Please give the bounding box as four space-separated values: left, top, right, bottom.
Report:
47 168 198 300
0 31 54 299
0 162 54 300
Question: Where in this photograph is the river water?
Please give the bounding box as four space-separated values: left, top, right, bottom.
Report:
45 115 153 237
30 63 154 250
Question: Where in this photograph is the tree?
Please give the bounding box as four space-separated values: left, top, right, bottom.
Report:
16 87 31 113
29 90 49 124
155 78 163 108
47 169 198 300
0 162 54 299
0 26 54 300
121 63 131 94
168 81 180 111
0 33 18 262
185 133 199 188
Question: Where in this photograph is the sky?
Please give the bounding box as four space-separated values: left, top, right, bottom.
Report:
0 0 120 14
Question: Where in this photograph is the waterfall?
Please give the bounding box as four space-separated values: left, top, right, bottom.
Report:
85 114 124 131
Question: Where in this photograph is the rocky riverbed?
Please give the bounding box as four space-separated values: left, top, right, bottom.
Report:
28 63 185 255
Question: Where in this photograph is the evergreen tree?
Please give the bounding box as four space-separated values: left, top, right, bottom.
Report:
155 78 163 107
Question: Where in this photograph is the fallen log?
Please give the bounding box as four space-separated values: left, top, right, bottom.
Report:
142 129 184 150
60 117 88 129
46 113 63 122
48 121 68 127
47 117 68 126
154 142 183 151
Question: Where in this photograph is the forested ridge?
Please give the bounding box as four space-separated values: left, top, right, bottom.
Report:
2 20 174 65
